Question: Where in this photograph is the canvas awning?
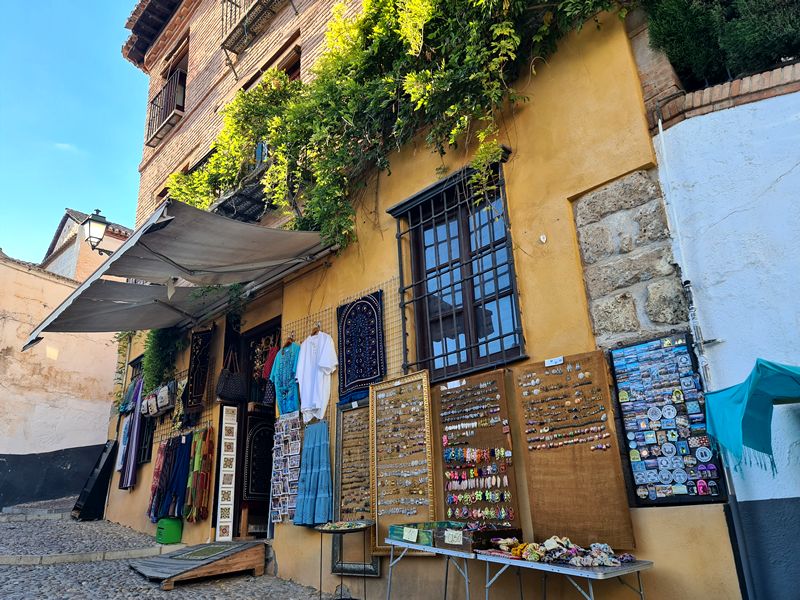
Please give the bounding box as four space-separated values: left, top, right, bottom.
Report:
24 199 328 350
706 358 800 466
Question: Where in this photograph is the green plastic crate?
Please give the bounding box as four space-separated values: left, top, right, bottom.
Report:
156 517 183 544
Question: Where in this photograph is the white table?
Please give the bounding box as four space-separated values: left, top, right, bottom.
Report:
385 538 475 600
476 552 653 600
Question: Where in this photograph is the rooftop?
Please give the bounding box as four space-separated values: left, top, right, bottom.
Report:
42 209 133 263
122 0 182 69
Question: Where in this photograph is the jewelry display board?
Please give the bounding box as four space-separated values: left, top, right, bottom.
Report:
369 371 435 555
332 401 380 576
432 369 520 526
512 351 635 549
610 334 727 506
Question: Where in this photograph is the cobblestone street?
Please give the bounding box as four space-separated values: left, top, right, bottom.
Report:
0 560 327 599
0 499 328 599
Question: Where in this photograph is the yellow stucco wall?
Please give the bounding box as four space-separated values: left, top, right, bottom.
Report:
103 13 740 600
267 15 741 600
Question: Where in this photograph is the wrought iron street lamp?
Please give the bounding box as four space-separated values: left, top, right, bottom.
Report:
82 209 110 255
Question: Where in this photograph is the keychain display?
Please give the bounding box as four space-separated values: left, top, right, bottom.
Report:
611 334 727 506
434 370 520 525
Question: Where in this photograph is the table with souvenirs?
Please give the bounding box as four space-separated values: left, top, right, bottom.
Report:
475 535 652 600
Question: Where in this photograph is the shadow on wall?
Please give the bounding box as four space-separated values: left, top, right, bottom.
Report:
0 443 105 508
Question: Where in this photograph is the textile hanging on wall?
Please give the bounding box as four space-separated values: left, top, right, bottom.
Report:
184 427 214 522
337 291 387 405
146 441 168 522
115 414 132 472
119 378 144 489
297 332 338 423
270 342 301 415
158 435 192 518
147 437 180 523
512 351 635 549
261 345 279 405
293 420 333 526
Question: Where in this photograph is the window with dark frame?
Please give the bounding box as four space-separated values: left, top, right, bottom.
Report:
389 164 525 382
128 357 155 465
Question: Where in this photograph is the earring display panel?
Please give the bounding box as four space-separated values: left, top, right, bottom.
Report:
610 334 727 506
332 401 380 576
433 369 520 526
513 350 635 549
369 371 435 555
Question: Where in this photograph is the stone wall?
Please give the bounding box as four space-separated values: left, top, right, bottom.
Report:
573 170 688 348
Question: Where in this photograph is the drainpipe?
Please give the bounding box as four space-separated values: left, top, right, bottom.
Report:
655 109 757 600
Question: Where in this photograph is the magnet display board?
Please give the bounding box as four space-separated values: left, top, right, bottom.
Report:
432 369 520 526
512 350 635 549
369 371 435 555
610 334 727 506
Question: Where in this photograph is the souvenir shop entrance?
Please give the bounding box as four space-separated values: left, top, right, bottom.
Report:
223 317 281 539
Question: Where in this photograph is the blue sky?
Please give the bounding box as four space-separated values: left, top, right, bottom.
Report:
0 1 148 263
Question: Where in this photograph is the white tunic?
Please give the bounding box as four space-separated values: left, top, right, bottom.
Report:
296 331 338 423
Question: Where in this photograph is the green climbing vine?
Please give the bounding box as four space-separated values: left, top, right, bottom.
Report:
142 328 186 394
168 0 633 249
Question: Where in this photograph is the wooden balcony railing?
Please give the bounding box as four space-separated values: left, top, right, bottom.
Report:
221 0 288 55
145 69 187 147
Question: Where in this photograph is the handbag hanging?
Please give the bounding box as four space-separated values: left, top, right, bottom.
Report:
215 348 248 403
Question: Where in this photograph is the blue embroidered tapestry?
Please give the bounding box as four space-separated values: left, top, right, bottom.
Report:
337 291 387 405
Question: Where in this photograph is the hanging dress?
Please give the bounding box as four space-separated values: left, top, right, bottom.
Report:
270 342 301 416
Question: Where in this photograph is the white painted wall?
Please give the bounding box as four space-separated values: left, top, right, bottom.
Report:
654 92 800 501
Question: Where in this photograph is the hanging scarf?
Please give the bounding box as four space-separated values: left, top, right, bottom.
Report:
119 378 144 489
183 427 214 522
146 441 167 522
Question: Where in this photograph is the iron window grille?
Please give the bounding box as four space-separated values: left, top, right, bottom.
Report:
388 163 525 383
128 357 155 465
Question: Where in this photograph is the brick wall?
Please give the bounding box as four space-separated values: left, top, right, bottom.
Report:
134 0 360 226
626 8 800 134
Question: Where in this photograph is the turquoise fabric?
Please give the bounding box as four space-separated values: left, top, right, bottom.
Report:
294 420 332 526
270 342 301 415
706 359 800 465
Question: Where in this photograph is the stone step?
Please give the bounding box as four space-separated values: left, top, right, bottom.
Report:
0 512 73 523
0 544 186 566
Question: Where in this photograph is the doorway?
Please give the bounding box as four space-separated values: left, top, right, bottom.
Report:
233 317 281 538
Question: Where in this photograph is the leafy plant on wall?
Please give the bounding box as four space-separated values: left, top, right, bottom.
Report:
142 328 186 394
168 0 634 249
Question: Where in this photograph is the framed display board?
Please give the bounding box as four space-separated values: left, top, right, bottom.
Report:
369 371 435 555
512 350 635 549
332 400 380 576
432 369 520 526
610 334 727 506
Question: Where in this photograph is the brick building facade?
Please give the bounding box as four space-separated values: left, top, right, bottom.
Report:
127 0 357 226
